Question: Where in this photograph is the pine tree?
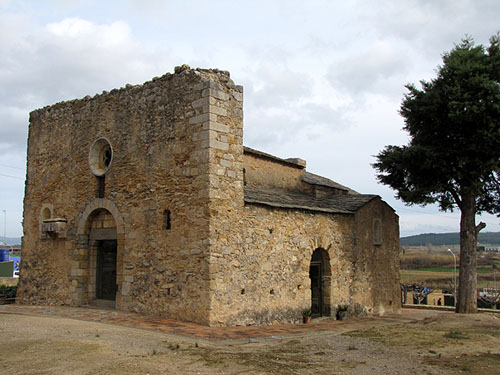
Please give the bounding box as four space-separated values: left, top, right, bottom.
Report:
374 34 500 313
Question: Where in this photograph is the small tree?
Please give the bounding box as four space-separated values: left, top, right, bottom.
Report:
374 35 500 313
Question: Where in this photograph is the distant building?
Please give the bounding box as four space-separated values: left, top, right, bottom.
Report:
477 246 500 252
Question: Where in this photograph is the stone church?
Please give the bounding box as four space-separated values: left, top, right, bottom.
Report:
18 66 400 326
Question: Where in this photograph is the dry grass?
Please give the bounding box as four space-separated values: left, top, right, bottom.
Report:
344 312 500 375
401 269 497 289
400 252 454 270
2 309 500 374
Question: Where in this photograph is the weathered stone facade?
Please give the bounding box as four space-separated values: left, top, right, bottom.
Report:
18 66 400 326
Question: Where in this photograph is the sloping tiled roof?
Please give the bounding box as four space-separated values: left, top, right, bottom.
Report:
244 187 377 214
302 171 358 194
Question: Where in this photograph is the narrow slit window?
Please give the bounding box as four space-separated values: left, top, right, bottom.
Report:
373 218 382 245
97 176 105 198
164 210 171 230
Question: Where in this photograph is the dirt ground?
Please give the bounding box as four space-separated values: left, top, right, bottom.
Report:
1 310 499 375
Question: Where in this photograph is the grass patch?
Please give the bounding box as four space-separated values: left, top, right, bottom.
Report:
443 330 469 340
343 329 386 343
425 353 500 375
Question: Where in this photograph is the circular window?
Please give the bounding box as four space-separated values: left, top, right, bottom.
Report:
89 137 113 176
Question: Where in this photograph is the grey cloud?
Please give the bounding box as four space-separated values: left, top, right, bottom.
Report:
301 102 346 129
0 106 29 151
326 40 408 98
358 0 500 59
244 100 348 150
246 64 311 108
0 17 165 158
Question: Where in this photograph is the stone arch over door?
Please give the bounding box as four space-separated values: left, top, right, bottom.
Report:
70 199 125 307
309 248 332 317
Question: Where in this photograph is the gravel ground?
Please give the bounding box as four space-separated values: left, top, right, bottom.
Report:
0 311 498 374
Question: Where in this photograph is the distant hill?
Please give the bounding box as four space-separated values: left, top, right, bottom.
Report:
0 236 21 246
400 232 500 246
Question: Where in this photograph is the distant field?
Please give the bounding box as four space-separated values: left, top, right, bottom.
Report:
413 267 493 274
400 269 498 289
400 247 500 290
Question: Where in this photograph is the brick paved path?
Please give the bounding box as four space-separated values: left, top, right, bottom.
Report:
0 304 438 341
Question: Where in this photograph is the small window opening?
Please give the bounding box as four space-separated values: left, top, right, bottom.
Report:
241 289 245 295
373 218 382 245
270 289 275 295
41 207 52 221
103 146 112 168
166 288 171 296
164 210 171 230
243 168 247 186
97 176 105 198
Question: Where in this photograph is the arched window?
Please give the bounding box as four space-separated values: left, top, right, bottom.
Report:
373 218 382 245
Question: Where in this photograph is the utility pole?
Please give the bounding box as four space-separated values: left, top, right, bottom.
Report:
447 248 457 307
2 210 5 241
495 269 497 292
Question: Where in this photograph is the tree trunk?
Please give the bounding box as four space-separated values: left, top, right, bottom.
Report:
457 193 478 313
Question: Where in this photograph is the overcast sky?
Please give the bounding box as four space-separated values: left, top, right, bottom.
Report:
1 0 500 239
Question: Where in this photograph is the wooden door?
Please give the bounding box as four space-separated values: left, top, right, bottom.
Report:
310 260 322 316
96 240 117 300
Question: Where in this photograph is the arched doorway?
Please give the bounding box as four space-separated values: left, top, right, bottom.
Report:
309 248 332 317
71 198 125 307
88 209 117 302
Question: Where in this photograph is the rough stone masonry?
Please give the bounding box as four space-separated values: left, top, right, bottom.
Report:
17 65 401 326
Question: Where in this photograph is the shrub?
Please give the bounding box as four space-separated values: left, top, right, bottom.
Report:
0 285 17 300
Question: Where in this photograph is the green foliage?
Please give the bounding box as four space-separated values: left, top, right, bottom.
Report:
444 330 469 340
374 34 500 214
375 35 500 312
337 304 349 312
302 308 312 317
0 285 17 299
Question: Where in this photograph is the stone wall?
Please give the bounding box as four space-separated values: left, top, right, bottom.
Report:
208 204 355 325
208 200 400 326
351 198 401 314
243 150 305 192
209 152 400 325
18 66 244 325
